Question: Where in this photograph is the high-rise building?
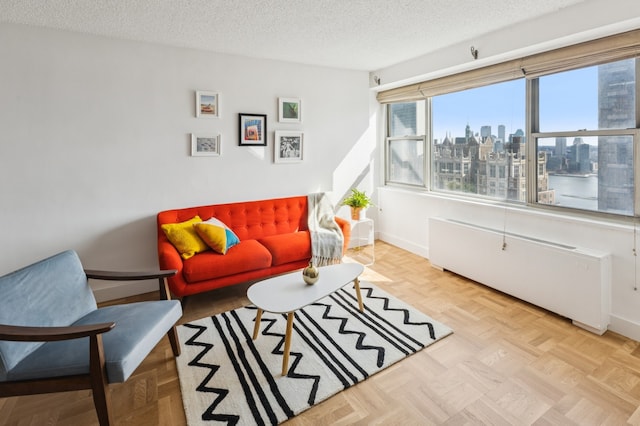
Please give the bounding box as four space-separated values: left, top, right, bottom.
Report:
389 103 417 135
465 124 473 141
598 59 635 213
481 125 491 139
498 125 505 142
555 137 567 157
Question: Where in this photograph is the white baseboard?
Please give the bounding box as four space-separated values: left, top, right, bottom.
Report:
377 232 428 258
608 314 640 341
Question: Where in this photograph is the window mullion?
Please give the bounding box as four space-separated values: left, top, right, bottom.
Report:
527 79 539 205
425 97 432 189
533 129 636 139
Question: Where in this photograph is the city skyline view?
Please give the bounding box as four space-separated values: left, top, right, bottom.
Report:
431 66 600 142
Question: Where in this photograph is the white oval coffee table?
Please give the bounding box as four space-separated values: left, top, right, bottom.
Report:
247 262 365 375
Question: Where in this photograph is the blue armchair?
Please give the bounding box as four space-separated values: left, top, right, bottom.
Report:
0 250 182 425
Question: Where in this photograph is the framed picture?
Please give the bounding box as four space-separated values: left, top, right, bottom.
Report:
278 97 301 123
275 131 303 163
239 113 267 146
191 134 221 156
196 91 219 118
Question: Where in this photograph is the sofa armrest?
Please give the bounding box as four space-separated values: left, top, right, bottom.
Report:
335 217 351 253
157 239 191 297
0 322 115 342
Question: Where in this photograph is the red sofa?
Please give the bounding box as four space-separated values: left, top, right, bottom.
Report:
157 195 351 297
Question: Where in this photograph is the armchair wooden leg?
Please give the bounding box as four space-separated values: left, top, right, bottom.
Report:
168 326 181 357
89 334 114 426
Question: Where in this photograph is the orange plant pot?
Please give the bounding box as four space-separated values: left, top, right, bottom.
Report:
350 207 363 220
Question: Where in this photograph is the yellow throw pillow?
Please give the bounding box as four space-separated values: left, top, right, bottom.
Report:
194 217 240 254
161 216 209 259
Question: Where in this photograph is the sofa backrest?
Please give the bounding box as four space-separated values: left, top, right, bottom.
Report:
0 250 97 381
157 195 309 241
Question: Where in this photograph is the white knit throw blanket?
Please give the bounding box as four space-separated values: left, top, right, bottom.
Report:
308 193 344 266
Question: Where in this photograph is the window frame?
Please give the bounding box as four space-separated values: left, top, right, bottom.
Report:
527 128 639 215
385 135 428 188
384 101 429 189
381 29 640 219
526 61 640 217
428 77 528 203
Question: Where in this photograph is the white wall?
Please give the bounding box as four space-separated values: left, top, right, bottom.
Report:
371 2 640 340
0 23 375 300
372 0 640 90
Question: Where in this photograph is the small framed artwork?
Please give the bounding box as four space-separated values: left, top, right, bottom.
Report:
278 97 301 123
196 91 219 118
239 113 267 146
191 134 221 156
275 131 303 163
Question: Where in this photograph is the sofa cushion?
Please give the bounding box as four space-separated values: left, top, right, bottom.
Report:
5 300 182 383
258 231 311 266
193 217 240 254
161 216 209 260
182 240 272 283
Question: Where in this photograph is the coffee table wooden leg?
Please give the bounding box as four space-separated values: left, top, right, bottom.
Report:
354 277 364 312
282 312 294 376
252 308 263 340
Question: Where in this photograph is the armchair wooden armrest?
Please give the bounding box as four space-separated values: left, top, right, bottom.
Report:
0 321 115 419
0 322 115 342
84 269 177 281
84 269 177 300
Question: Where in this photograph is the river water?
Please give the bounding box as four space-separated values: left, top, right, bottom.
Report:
548 174 598 211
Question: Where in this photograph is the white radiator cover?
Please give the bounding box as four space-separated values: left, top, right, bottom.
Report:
429 217 611 334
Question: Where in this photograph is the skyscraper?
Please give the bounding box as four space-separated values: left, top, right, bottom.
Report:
481 125 491 140
598 59 636 214
555 137 567 157
498 125 505 142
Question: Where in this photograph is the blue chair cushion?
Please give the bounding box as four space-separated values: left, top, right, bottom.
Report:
4 300 182 383
0 250 97 380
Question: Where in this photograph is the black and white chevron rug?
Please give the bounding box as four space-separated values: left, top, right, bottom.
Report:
176 282 452 425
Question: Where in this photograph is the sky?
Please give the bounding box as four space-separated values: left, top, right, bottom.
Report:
431 66 599 142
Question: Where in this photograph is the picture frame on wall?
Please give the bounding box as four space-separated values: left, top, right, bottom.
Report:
278 97 301 123
274 130 303 163
191 134 221 156
196 91 219 118
239 113 267 146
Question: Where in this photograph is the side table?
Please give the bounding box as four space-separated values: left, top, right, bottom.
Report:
346 218 374 265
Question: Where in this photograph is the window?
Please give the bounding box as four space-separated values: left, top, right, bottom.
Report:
386 102 427 187
431 79 526 200
533 59 637 215
381 30 640 217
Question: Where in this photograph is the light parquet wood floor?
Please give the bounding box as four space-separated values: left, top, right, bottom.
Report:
3 241 640 425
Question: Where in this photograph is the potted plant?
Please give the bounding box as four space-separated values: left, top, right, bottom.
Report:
341 189 373 220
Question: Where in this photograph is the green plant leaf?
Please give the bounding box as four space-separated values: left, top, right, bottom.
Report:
341 189 372 208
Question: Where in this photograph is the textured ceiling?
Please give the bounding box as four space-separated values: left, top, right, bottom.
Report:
1 0 587 71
